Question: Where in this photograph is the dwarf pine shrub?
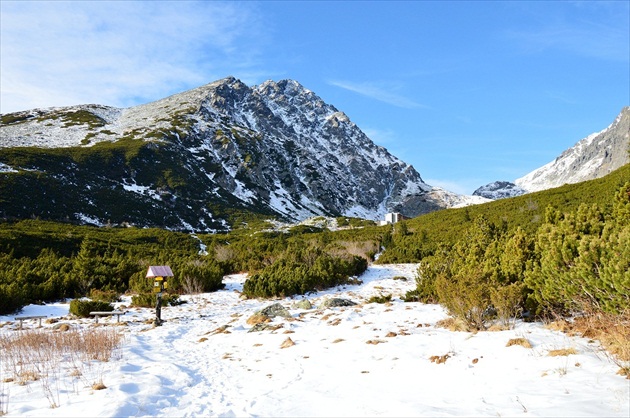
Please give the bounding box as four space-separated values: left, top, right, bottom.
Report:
242 246 367 298
69 299 113 317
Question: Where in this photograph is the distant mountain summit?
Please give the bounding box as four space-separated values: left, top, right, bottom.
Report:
474 107 630 199
515 107 630 192
0 77 469 231
472 181 527 200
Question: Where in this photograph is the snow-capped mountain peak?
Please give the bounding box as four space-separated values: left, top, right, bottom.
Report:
0 77 463 231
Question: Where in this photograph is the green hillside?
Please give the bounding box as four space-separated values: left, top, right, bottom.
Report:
0 164 628 320
377 163 630 263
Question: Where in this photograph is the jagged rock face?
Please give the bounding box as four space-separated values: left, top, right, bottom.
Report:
473 181 527 200
191 77 432 220
515 107 630 193
0 77 435 231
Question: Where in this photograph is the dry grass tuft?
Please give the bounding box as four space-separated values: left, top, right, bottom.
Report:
385 331 397 338
365 339 386 345
0 327 123 405
210 325 230 335
616 367 630 379
436 317 469 332
429 354 451 364
332 338 344 343
506 338 533 349
280 337 295 348
548 348 578 357
198 337 208 343
246 313 271 326
54 323 71 332
91 381 106 390
546 310 630 372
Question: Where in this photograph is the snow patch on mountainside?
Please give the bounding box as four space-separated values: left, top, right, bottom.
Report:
473 181 528 200
515 107 630 193
428 187 491 208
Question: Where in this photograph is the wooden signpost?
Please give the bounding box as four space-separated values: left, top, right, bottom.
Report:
146 266 174 326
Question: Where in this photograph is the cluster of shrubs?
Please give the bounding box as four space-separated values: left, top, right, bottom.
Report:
405 182 630 330
242 245 368 298
0 216 381 314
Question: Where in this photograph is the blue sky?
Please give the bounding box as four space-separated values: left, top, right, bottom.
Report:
1 1 628 194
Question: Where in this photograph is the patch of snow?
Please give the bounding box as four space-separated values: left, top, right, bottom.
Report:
122 182 162 201
0 264 627 417
0 163 17 173
429 187 491 208
74 213 104 226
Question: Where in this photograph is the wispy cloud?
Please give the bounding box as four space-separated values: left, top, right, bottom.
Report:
0 1 267 113
328 80 427 109
506 4 629 63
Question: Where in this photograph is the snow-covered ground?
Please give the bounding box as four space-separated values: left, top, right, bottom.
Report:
1 264 628 417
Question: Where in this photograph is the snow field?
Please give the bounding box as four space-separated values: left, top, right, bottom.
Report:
0 264 628 417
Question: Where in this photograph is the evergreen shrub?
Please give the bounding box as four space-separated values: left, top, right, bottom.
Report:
69 299 114 317
242 247 367 299
89 289 121 303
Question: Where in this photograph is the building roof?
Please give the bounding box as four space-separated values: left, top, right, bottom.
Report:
146 265 174 278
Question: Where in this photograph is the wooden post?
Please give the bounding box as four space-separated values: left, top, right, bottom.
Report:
146 266 173 327
155 291 162 326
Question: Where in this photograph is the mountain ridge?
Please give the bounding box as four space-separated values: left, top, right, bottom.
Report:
473 106 630 199
1 77 483 231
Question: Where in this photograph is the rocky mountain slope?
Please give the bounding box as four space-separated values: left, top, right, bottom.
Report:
474 106 630 199
472 181 528 200
1 77 473 231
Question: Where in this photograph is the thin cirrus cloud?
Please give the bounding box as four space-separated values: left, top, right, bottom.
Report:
328 80 428 109
507 20 629 62
0 1 266 113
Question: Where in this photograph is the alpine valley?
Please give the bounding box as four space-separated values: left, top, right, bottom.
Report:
0 77 485 232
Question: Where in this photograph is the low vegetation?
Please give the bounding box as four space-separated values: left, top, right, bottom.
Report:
0 328 123 409
0 161 628 372
69 299 114 318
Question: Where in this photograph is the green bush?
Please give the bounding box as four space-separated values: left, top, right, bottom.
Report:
435 267 493 331
242 246 368 299
69 299 113 317
525 191 630 315
89 288 121 303
367 294 392 304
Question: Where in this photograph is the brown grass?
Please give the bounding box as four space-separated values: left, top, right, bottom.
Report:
280 337 295 348
429 354 451 364
246 313 271 326
547 348 578 357
0 328 123 410
506 338 533 349
91 381 106 391
545 310 630 377
546 311 630 361
435 317 469 332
